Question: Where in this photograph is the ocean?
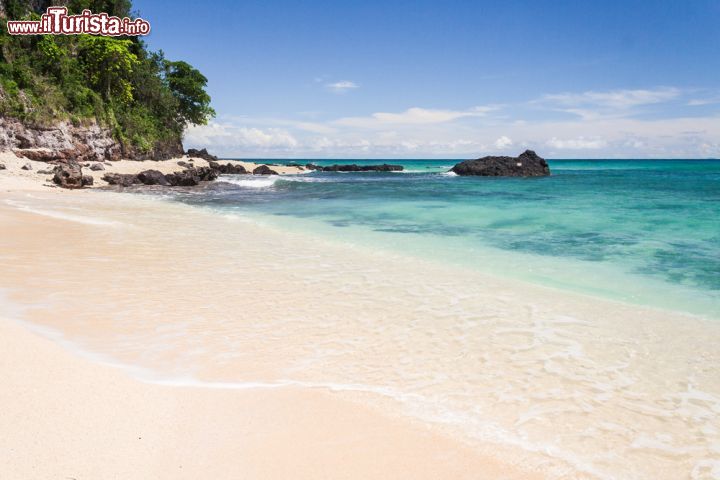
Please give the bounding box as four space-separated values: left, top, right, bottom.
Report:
178 159 720 318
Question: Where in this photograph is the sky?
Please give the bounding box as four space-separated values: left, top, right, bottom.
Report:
134 0 720 158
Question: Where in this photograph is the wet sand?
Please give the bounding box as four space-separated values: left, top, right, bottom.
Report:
0 184 542 479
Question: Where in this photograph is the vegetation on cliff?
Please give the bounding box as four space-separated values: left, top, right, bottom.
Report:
0 0 215 157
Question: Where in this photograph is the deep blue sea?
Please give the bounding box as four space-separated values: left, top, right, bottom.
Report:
178 159 720 317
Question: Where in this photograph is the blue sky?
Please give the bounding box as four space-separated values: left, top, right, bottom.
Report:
135 0 720 158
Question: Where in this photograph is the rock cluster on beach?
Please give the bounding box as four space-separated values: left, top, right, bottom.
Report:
186 148 218 162
2 144 415 190
252 165 278 175
451 150 550 177
208 161 247 174
103 165 220 187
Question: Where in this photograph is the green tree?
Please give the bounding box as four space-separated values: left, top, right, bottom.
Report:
78 35 138 104
164 60 215 126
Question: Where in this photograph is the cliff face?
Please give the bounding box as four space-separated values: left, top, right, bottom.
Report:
0 118 183 162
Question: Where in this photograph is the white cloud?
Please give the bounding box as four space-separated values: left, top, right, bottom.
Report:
540 87 681 110
687 97 720 106
494 136 513 149
185 87 720 158
546 137 607 150
325 81 359 93
185 122 298 153
336 106 495 127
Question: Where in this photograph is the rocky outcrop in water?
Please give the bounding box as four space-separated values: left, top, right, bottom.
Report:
103 166 219 188
451 150 550 177
167 166 219 186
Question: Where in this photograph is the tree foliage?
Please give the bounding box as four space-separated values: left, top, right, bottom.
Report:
164 60 215 127
0 0 214 154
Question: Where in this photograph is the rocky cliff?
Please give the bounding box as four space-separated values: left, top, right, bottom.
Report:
0 118 183 162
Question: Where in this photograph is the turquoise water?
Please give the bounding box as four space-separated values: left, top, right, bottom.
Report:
179 159 720 316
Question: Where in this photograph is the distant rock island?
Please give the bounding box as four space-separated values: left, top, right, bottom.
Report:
451 150 550 177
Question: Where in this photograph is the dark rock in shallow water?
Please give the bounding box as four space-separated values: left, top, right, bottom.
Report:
137 169 169 186
209 161 248 174
186 148 218 162
305 163 321 170
451 150 549 177
53 162 86 189
321 164 403 172
166 170 199 186
166 167 217 186
104 166 218 188
253 165 278 175
102 173 139 187
195 166 220 182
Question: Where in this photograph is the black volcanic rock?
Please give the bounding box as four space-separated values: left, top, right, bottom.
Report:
321 164 403 172
103 166 218 188
209 161 248 174
137 169 169 186
253 165 278 175
166 170 200 186
195 166 220 181
451 150 550 177
186 148 218 162
165 167 217 186
53 162 86 189
103 173 139 187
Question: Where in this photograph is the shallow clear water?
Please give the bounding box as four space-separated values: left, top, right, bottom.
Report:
177 159 720 317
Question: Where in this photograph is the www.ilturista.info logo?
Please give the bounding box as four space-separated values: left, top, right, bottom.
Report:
6 7 150 36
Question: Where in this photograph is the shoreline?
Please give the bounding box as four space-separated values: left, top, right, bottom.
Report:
1 176 718 479
0 184 547 480
0 150 305 192
0 317 540 480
